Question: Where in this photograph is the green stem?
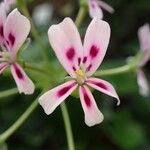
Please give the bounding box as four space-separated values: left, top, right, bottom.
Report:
0 88 18 99
17 0 49 60
60 103 75 150
95 65 131 77
0 98 38 144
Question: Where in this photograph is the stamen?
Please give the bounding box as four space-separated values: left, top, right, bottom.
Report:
75 69 84 78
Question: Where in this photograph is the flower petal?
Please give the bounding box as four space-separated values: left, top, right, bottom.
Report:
48 17 83 78
11 63 35 95
137 70 149 97
0 63 8 74
138 23 150 51
86 77 120 105
4 0 15 11
39 80 77 115
83 17 111 76
97 0 114 13
4 9 30 54
79 85 104 127
88 0 103 19
0 3 6 44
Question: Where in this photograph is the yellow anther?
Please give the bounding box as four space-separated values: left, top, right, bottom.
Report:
75 69 84 78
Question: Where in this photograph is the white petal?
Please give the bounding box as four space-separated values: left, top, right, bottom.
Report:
88 0 103 19
4 9 30 54
137 70 149 97
79 85 104 127
11 63 35 95
83 17 111 76
48 17 83 78
39 80 77 115
138 23 150 51
86 77 120 105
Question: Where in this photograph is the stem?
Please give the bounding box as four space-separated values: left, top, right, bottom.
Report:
60 103 75 150
95 65 131 76
0 88 18 99
17 0 49 60
0 98 38 144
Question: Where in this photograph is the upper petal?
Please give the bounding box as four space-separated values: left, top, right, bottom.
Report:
0 3 6 44
88 0 103 19
86 77 120 105
11 63 35 95
4 9 30 54
39 80 78 115
138 23 150 51
79 85 104 127
48 17 83 78
83 17 111 76
137 70 149 97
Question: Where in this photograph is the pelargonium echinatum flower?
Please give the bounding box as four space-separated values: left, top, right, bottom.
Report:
88 0 114 19
137 24 150 96
39 17 120 127
0 5 35 94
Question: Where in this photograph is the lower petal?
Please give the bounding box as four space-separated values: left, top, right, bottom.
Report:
137 70 149 96
39 80 77 115
86 77 120 105
11 63 35 95
79 85 104 127
0 63 8 74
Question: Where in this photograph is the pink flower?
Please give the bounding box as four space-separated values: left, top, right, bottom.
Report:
88 0 114 19
0 6 35 94
137 24 150 96
39 17 120 127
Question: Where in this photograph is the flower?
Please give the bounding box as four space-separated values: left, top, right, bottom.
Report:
0 6 35 94
137 24 150 96
39 17 120 127
88 0 114 19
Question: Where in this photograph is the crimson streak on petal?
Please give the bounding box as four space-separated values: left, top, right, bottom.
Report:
66 47 75 61
14 64 24 79
9 33 15 46
90 45 99 58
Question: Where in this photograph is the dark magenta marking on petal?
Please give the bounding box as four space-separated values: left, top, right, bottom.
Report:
72 66 76 71
57 83 75 98
90 45 99 58
78 57 81 66
9 33 15 46
82 87 91 107
14 65 24 80
66 47 75 61
0 26 4 37
88 80 108 90
82 56 87 63
86 64 92 72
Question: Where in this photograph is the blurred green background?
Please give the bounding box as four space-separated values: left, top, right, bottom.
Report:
0 0 150 149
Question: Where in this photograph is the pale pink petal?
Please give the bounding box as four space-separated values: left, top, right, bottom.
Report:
83 18 110 76
0 63 8 74
79 85 104 127
86 77 120 105
140 50 150 66
88 0 103 19
0 3 6 44
138 23 150 51
97 0 114 13
39 80 78 115
4 0 15 11
48 17 83 78
11 63 35 95
4 9 30 54
137 70 149 97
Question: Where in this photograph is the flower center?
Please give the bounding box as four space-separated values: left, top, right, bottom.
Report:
0 51 15 64
75 69 86 85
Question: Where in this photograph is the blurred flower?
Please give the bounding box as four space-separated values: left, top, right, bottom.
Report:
137 24 150 96
33 3 53 27
0 6 35 94
88 0 114 19
4 0 15 11
39 17 120 127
